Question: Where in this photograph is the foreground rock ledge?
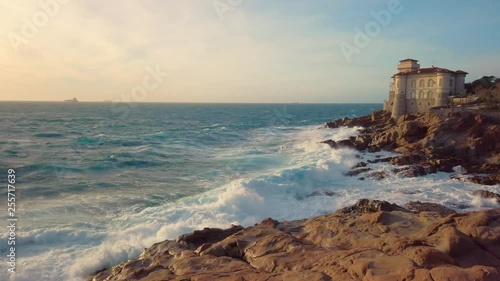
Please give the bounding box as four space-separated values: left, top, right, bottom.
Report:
90 200 500 281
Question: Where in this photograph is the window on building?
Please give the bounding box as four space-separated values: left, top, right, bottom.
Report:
449 79 453 87
411 91 416 98
428 91 433 99
419 91 424 98
439 79 442 86
428 80 434 87
419 80 425 87
411 80 416 88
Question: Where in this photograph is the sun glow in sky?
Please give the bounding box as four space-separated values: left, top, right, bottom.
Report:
1 0 499 103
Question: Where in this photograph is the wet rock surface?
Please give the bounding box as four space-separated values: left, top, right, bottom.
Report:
472 190 500 204
90 200 500 281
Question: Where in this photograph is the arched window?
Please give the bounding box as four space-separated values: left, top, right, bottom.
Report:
419 91 424 98
428 79 434 87
428 91 433 99
411 80 416 88
411 91 416 98
419 80 425 87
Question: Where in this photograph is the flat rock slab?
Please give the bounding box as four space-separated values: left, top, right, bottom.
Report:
90 200 500 281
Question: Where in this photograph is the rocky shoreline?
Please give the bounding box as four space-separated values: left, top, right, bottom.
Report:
322 110 500 185
90 198 500 281
89 110 500 281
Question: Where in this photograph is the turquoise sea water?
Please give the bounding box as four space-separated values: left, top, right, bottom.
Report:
0 102 497 280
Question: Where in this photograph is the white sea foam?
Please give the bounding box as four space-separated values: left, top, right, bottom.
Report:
8 125 499 281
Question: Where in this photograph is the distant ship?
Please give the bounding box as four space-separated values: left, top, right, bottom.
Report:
64 98 78 102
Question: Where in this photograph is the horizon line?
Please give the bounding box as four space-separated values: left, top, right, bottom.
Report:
0 100 384 105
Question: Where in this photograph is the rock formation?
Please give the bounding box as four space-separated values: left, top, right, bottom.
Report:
90 200 500 281
324 110 500 184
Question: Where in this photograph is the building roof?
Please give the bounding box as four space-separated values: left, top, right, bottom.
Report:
399 58 419 62
392 67 468 77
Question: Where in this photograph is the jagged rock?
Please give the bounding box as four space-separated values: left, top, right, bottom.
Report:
353 162 367 168
403 201 457 217
320 139 337 148
467 175 500 186
321 138 368 151
451 174 500 186
345 167 372 177
390 154 425 165
472 190 500 204
324 110 392 129
91 204 500 281
365 170 388 180
394 165 438 178
367 156 394 163
338 199 407 214
176 225 244 250
337 139 357 149
258 218 280 228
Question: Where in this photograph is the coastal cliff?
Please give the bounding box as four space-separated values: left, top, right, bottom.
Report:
89 110 500 281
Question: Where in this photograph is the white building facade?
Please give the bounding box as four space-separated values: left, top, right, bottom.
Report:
383 59 468 120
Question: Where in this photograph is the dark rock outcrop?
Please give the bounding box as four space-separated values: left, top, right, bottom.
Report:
176 225 244 250
338 199 408 214
403 201 457 217
472 190 500 204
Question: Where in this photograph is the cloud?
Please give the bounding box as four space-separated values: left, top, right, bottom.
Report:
0 0 498 102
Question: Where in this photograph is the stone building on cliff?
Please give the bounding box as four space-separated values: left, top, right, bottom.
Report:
383 59 468 120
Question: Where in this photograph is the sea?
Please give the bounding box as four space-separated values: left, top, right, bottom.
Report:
0 102 498 281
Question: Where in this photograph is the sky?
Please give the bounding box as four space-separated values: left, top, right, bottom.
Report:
0 0 499 103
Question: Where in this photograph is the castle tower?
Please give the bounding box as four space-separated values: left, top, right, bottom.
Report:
391 74 406 120
397 59 420 73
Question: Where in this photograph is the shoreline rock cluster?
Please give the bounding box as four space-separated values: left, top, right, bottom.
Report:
322 110 500 185
90 199 500 281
